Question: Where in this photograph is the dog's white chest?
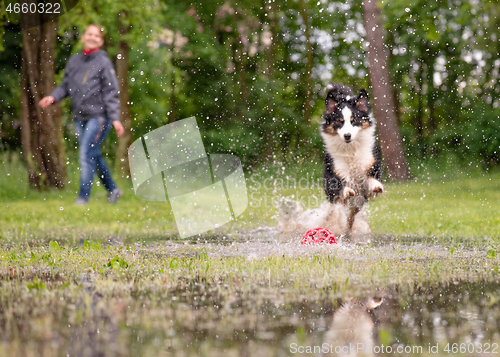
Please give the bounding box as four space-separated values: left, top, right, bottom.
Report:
332 152 372 183
321 124 376 185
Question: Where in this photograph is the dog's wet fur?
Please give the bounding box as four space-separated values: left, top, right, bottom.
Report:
320 83 384 238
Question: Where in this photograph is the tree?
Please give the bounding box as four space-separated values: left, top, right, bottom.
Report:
362 0 411 181
115 10 133 175
20 4 66 189
298 0 313 126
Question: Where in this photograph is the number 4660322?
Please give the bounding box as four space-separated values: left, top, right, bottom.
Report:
444 343 498 354
5 2 61 14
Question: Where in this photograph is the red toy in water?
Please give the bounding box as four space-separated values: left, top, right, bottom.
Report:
301 227 337 245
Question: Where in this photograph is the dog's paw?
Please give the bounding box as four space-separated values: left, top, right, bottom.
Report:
340 187 356 200
340 187 356 204
368 179 384 197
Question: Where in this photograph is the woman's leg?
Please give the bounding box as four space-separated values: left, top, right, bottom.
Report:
93 118 118 193
75 117 117 201
74 118 93 201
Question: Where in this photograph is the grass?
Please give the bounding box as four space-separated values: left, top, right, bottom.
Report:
2 153 500 356
245 165 500 245
370 174 500 239
1 152 178 242
3 152 500 244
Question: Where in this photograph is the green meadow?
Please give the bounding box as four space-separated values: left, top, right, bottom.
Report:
2 152 500 244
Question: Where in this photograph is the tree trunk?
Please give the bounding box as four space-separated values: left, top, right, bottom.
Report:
426 51 437 133
263 0 281 160
298 0 313 126
115 12 133 176
265 0 278 79
415 59 424 143
235 34 247 113
362 0 411 181
20 11 65 189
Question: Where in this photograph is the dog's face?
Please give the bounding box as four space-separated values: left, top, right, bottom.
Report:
321 86 373 144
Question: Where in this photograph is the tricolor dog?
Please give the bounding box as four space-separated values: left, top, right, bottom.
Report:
320 83 384 237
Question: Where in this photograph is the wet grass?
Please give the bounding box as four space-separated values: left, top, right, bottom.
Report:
1 240 500 356
2 155 500 355
2 155 500 245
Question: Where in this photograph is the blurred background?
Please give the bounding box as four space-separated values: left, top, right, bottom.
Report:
1 0 499 191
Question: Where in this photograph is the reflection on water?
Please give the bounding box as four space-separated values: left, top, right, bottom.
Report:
323 296 383 357
64 279 499 356
2 270 500 356
316 280 500 356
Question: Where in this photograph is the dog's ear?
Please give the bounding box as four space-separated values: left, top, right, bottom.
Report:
325 84 339 114
325 96 338 114
356 89 371 112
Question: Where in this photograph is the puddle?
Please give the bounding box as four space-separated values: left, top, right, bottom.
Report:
28 278 498 357
125 280 500 356
1 235 499 356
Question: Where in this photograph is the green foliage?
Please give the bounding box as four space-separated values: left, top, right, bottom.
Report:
83 239 101 250
49 241 62 252
0 2 6 51
106 256 129 269
383 0 500 171
2 0 500 176
411 106 500 169
168 257 178 269
25 278 46 290
0 23 22 151
461 107 500 168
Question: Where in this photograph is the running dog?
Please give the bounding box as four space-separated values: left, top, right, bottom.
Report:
320 83 384 237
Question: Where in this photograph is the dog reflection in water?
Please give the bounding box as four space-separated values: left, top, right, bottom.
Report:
323 296 383 357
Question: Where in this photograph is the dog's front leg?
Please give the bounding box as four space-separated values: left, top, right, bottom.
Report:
367 178 384 198
343 204 361 242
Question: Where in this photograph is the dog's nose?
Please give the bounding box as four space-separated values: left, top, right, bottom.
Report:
344 133 351 141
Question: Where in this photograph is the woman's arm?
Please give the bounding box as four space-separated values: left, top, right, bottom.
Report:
39 96 55 108
38 57 74 108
